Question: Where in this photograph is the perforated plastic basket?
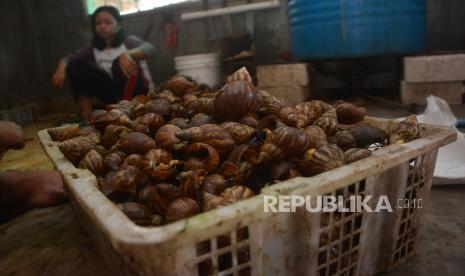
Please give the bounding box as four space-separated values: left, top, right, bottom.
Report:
38 120 456 276
261 122 455 276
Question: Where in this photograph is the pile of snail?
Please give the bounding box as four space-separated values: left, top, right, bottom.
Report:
48 67 420 227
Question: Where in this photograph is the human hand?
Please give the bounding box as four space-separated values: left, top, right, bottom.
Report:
0 121 24 150
119 52 138 78
52 62 66 89
0 171 68 222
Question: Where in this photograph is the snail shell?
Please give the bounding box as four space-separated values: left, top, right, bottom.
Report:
334 100 366 125
296 145 345 175
48 125 79 142
165 197 200 222
79 149 106 175
257 127 311 163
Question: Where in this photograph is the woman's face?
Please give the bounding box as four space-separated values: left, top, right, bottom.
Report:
95 11 118 41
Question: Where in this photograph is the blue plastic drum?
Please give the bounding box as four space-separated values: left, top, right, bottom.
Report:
289 0 427 60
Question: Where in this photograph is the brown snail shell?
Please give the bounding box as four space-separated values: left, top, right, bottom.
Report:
303 126 328 149
123 154 148 171
144 149 172 165
145 159 182 181
133 113 165 135
131 102 147 118
226 67 252 84
189 113 212 128
270 161 300 183
220 186 255 204
296 145 345 175
162 76 200 96
183 94 214 114
84 132 102 145
238 114 259 129
76 125 100 136
220 122 256 145
79 149 106 175
58 136 98 165
88 109 109 129
133 123 150 135
278 106 308 128
139 183 182 216
263 95 293 116
223 144 258 185
176 124 235 156
117 202 156 226
107 109 132 127
202 192 229 211
217 160 239 179
330 124 387 150
165 197 200 222
334 100 366 125
313 107 339 136
156 90 181 104
114 132 156 155
102 125 130 149
200 174 231 195
155 124 188 152
185 143 220 173
170 103 188 118
77 125 102 144
179 169 207 200
279 101 330 128
168 118 191 129
145 99 171 117
389 115 420 144
213 80 263 122
344 148 372 164
104 165 142 193
328 131 356 150
48 125 79 142
258 115 287 132
132 94 150 104
104 151 125 171
257 127 311 163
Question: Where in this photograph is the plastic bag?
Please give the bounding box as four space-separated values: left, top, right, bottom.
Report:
417 96 465 185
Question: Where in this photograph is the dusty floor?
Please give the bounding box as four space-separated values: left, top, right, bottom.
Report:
0 101 464 275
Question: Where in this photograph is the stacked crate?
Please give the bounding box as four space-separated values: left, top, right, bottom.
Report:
257 63 312 104
402 54 465 105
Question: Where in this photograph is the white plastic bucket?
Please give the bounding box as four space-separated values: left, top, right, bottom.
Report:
174 53 221 87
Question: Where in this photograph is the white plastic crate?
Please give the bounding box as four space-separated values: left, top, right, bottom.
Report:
38 120 456 276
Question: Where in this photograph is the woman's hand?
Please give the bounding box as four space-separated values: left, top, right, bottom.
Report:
119 52 138 78
52 62 67 89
